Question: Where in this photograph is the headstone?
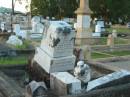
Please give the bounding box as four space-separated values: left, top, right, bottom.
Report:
6 35 23 46
107 34 114 47
96 19 105 32
34 21 76 73
14 24 21 35
112 30 117 38
50 72 81 96
87 70 130 91
32 22 44 34
95 24 101 33
1 22 5 31
83 45 91 60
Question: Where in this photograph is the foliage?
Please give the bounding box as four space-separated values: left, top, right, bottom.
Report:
90 0 130 23
31 0 79 18
31 0 130 22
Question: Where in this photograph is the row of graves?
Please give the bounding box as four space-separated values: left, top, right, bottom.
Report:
25 20 130 97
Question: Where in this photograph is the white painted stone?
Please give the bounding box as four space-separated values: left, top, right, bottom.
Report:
95 24 101 33
32 16 45 34
74 61 91 83
50 72 81 95
92 32 101 37
87 70 130 91
40 21 75 58
6 35 23 46
95 20 105 33
1 22 5 31
14 24 21 35
34 47 75 73
34 21 76 73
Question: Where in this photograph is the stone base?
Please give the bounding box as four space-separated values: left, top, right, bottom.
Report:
34 47 76 73
50 72 81 96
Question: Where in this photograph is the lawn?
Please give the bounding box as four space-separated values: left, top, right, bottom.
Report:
91 52 112 59
108 51 130 56
106 27 130 33
94 37 129 45
92 51 130 59
0 56 28 66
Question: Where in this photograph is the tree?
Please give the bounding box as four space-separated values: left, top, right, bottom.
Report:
89 0 130 23
31 0 78 19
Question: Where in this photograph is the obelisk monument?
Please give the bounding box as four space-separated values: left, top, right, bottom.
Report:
75 0 92 45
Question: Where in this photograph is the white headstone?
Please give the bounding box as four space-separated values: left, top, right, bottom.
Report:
6 35 23 46
1 22 5 31
34 21 76 73
14 24 20 35
95 24 101 33
95 20 105 32
32 16 44 34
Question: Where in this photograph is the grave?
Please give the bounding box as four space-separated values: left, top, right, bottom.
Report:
34 21 76 73
1 22 5 32
6 35 23 46
50 72 81 96
95 19 105 32
14 23 21 35
87 70 130 91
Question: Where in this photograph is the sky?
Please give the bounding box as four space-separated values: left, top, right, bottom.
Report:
0 0 31 13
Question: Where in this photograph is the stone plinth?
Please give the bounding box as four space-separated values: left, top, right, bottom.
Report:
50 72 81 96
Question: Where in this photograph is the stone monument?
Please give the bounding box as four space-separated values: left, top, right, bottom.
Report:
34 21 76 73
75 0 92 45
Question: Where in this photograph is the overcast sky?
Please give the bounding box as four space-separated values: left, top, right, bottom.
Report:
0 0 31 13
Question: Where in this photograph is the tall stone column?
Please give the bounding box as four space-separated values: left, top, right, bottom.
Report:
75 0 92 45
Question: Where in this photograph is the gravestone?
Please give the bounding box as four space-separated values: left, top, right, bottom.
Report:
6 35 23 46
13 24 21 35
1 22 5 32
34 21 76 73
107 34 114 47
96 19 105 32
87 70 130 91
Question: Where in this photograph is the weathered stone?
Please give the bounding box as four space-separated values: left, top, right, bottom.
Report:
50 72 81 96
87 70 130 91
34 21 76 73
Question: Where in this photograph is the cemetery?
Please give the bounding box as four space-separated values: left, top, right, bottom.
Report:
0 0 130 97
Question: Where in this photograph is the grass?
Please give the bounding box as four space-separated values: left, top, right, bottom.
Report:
91 52 111 59
92 51 130 59
108 51 130 56
106 27 130 33
96 37 129 45
0 56 28 66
